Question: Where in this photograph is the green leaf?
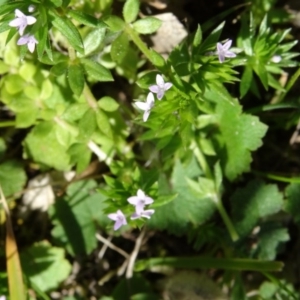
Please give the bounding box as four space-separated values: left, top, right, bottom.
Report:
198 21 225 53
136 256 283 272
207 88 268 180
24 122 71 171
67 63 85 96
259 281 277 298
68 143 91 173
96 110 113 138
98 96 119 112
78 108 97 138
254 223 289 260
123 0 140 23
285 183 300 224
193 24 202 48
49 180 108 255
50 0 62 7
20 241 71 292
253 62 268 90
0 2 25 16
231 180 283 237
231 275 247 300
149 49 166 69
52 15 84 54
0 138 6 160
50 61 68 76
0 160 26 197
16 109 37 128
68 10 99 27
148 158 215 234
81 58 113 82
103 15 125 32
240 65 252 98
111 32 129 64
81 26 106 57
133 17 162 34
238 13 253 56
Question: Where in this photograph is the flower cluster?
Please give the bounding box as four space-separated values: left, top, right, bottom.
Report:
135 74 173 122
9 9 38 53
108 189 155 230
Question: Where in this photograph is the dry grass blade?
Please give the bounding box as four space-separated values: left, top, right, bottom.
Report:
0 186 26 300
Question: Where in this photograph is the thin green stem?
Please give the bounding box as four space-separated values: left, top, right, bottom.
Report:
83 83 98 110
214 195 239 242
193 141 213 179
277 66 300 103
0 121 16 127
253 170 300 183
68 47 76 61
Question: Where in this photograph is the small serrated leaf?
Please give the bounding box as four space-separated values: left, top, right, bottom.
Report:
209 90 268 181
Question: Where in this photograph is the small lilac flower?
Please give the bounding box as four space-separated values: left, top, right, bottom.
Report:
149 74 172 100
108 209 127 230
131 208 155 220
135 92 155 122
9 9 36 36
216 40 236 63
17 34 38 53
0 296 6 300
127 189 154 214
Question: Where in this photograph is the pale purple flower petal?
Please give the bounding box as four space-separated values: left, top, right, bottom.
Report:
222 40 232 51
135 102 148 110
137 189 145 198
218 53 225 63
127 189 154 213
134 92 155 122
108 209 127 230
148 74 172 100
26 16 37 25
15 9 24 18
216 39 236 63
146 92 155 106
157 89 164 100
9 9 36 36
131 209 155 220
156 74 164 86
17 35 29 45
17 34 38 53
164 82 173 90
149 85 159 93
143 110 151 122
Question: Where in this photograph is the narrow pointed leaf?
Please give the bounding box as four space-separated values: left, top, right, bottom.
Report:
52 16 84 54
